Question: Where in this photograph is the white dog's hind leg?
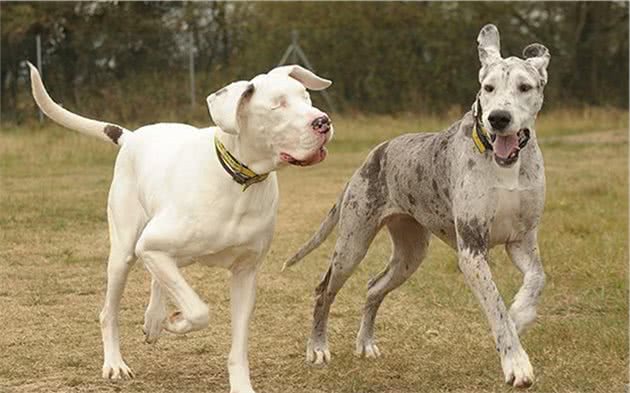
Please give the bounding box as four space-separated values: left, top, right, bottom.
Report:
356 216 430 358
227 265 258 393
100 171 145 380
143 276 167 344
506 231 545 334
100 244 136 379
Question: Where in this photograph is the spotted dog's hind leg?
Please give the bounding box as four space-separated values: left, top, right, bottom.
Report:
506 231 545 334
306 210 381 365
356 215 430 358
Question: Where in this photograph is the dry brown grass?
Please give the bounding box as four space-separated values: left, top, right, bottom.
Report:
0 108 627 393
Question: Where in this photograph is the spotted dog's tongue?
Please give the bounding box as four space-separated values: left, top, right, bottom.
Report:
493 134 519 159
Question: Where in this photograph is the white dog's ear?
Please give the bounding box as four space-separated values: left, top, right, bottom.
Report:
269 65 332 91
206 81 255 134
523 43 551 86
477 24 502 67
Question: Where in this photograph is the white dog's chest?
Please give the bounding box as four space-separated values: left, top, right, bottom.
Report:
170 190 278 268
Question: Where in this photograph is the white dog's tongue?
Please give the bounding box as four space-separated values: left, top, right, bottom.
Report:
493 134 519 158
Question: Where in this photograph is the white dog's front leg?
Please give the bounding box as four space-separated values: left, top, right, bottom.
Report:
228 266 258 393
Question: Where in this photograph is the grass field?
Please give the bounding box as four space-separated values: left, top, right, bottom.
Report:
1 108 628 393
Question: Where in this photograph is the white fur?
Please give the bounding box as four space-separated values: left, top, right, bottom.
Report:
29 64 333 393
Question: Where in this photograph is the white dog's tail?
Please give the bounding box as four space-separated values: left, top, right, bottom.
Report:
282 185 347 271
28 62 130 146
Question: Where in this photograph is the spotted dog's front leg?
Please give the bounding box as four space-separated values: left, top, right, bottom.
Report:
456 217 534 388
506 231 545 334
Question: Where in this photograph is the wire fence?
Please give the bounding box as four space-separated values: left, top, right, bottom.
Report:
2 2 628 126
5 28 341 126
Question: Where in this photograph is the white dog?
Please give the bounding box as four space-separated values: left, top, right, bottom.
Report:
28 62 333 393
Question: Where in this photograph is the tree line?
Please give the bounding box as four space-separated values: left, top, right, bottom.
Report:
2 2 628 125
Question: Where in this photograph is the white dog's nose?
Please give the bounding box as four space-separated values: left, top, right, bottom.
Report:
311 116 331 134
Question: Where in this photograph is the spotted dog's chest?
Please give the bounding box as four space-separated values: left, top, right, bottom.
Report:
487 161 543 244
489 188 523 245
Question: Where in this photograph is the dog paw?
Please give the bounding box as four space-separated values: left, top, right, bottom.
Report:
306 338 331 365
163 308 209 334
164 311 193 334
102 359 134 380
501 350 534 388
355 339 381 358
230 387 256 393
509 304 537 334
143 313 166 344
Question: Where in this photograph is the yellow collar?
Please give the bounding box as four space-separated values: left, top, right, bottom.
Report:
472 122 493 154
214 135 269 191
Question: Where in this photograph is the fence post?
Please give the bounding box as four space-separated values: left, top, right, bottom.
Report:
189 31 195 110
277 30 337 113
36 34 43 123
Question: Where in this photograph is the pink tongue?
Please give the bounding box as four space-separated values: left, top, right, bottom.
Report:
493 134 519 158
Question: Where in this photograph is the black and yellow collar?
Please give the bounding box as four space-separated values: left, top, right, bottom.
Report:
472 96 494 154
472 121 494 154
215 135 269 191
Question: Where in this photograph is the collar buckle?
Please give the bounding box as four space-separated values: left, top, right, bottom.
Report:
214 135 269 191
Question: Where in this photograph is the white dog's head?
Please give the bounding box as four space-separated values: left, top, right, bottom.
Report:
475 24 551 167
207 65 333 168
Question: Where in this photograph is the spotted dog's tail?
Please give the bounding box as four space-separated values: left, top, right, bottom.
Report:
28 62 130 146
282 185 347 271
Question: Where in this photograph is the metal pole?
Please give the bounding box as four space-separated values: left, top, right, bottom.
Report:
189 31 195 110
36 34 43 123
290 29 298 64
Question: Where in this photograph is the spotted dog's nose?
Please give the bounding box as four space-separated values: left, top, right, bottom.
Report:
488 110 512 131
312 116 331 134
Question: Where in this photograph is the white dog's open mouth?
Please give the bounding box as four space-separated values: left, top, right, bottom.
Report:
280 146 328 166
493 129 530 167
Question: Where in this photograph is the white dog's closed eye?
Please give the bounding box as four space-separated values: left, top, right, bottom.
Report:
271 96 288 110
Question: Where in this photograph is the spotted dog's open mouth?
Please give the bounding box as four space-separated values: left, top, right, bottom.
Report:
492 129 530 167
280 146 328 166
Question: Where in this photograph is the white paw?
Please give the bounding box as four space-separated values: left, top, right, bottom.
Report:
306 338 331 365
509 304 537 334
501 350 534 388
143 311 166 344
230 386 255 393
163 311 194 334
355 339 381 358
102 359 134 380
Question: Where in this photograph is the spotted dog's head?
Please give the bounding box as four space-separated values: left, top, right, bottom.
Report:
475 24 550 167
207 65 333 168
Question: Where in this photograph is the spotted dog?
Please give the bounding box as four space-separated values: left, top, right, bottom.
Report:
284 24 550 388
29 63 334 393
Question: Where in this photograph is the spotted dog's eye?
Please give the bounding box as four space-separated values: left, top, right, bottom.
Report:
519 84 533 93
484 84 495 93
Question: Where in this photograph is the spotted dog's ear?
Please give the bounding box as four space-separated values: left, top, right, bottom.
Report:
477 24 502 68
206 81 255 135
523 43 551 86
269 65 332 91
